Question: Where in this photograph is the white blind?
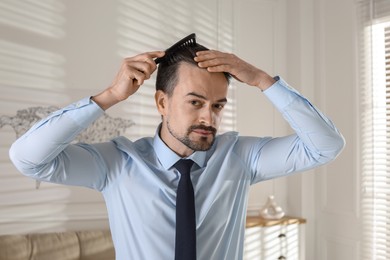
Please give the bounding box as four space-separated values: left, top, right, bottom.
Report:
358 0 390 259
116 0 236 141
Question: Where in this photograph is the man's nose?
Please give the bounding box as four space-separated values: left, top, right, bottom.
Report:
199 106 213 125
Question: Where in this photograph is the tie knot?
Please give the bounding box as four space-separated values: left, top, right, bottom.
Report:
174 159 194 175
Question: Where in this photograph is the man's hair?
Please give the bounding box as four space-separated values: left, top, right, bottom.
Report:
156 43 231 96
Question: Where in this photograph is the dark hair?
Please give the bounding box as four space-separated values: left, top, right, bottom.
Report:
156 43 231 96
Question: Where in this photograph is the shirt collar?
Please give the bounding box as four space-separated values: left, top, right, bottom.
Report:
153 124 207 170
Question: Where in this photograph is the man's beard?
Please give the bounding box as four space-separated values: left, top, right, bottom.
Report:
167 121 217 151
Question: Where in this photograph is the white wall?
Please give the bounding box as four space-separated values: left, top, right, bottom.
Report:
284 0 360 259
312 0 360 259
234 0 289 214
238 0 360 259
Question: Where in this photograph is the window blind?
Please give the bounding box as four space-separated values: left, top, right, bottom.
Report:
358 1 390 259
116 0 236 141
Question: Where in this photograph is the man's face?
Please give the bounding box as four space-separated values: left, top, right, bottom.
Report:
156 62 229 157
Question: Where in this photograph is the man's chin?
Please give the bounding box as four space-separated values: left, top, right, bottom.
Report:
186 137 214 151
193 144 212 151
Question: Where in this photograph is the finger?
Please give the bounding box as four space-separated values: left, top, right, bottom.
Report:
195 51 236 70
194 50 218 62
130 60 154 77
124 56 157 80
129 69 147 86
144 50 165 58
135 51 165 72
132 51 165 62
197 56 232 69
142 57 158 72
195 50 228 60
206 64 233 74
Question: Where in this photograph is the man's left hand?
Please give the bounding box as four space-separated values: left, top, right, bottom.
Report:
194 50 276 91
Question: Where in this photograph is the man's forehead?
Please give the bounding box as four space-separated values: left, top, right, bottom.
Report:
185 92 228 103
177 63 228 84
171 62 229 99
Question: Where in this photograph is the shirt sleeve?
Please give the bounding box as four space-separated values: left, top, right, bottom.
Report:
8 97 120 191
243 77 345 184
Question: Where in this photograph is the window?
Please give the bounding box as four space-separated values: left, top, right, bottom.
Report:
358 0 390 259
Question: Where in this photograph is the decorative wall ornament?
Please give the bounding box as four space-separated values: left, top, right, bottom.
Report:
1 106 135 189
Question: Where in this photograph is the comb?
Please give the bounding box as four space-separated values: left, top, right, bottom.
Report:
155 33 197 64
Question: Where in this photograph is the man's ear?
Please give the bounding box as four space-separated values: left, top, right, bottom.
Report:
155 90 168 116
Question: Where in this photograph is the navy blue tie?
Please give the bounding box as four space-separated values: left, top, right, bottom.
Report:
174 159 196 260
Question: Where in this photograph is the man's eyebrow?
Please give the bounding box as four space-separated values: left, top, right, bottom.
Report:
186 92 228 103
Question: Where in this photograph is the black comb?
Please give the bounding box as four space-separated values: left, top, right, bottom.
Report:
155 33 197 64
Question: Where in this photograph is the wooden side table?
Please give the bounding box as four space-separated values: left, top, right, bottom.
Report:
244 216 306 260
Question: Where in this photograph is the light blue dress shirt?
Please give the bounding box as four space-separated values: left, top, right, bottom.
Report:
9 77 345 260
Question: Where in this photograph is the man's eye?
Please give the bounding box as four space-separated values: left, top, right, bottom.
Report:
214 104 225 110
190 100 201 106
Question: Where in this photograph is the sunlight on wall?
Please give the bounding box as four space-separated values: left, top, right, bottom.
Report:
0 40 66 91
244 224 300 260
0 186 70 234
0 0 67 108
0 0 84 234
0 0 65 38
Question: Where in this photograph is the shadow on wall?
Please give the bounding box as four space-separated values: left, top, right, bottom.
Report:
244 223 300 260
0 0 70 235
0 0 135 235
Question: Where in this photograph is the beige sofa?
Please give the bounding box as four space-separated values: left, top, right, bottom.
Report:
0 230 115 260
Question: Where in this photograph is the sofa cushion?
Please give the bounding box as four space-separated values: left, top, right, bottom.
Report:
0 230 115 260
77 230 115 260
30 232 80 260
0 234 32 260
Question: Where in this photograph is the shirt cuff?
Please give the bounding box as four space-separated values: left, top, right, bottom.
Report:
58 97 105 128
262 76 302 110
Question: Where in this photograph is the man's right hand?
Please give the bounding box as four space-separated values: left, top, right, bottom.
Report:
92 51 165 110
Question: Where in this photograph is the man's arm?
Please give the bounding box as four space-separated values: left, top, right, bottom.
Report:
9 51 165 189
195 50 345 181
8 98 109 189
250 77 344 182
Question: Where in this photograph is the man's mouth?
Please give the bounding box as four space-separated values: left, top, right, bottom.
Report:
189 125 217 136
193 129 213 136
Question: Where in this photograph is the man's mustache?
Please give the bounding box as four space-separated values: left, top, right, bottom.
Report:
189 125 217 135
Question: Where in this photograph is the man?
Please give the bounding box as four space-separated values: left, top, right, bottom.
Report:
9 38 345 259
